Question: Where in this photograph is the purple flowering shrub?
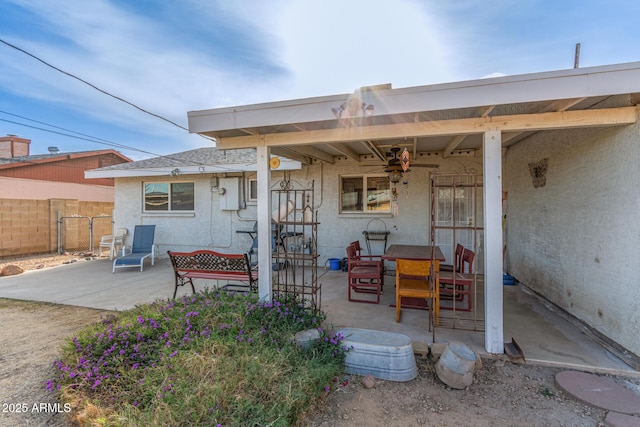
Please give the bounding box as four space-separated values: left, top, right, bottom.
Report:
47 288 348 426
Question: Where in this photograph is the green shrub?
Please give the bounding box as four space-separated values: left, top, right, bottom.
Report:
48 289 347 426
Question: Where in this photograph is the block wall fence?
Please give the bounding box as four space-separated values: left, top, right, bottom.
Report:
0 198 114 258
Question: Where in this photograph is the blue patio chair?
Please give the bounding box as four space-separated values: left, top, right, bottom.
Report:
112 225 156 272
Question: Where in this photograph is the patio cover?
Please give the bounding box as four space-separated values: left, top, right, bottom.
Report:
187 62 640 353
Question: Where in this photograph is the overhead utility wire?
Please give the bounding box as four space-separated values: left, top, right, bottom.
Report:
1 117 162 158
0 37 206 136
0 39 245 171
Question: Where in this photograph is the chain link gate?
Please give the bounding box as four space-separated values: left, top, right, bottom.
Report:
57 214 112 254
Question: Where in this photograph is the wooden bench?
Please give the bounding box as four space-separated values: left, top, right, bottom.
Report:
167 250 258 299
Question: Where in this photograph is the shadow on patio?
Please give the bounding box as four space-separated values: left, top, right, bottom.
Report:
318 268 637 376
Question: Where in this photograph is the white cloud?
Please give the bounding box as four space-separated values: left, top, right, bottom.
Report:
269 0 456 97
1 1 288 135
2 0 640 157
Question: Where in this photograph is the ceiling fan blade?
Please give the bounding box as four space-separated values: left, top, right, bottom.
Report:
409 164 440 168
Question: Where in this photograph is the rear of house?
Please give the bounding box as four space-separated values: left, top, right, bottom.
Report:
87 62 640 362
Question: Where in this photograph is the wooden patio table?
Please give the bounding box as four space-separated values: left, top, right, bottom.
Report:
381 244 445 262
382 244 445 312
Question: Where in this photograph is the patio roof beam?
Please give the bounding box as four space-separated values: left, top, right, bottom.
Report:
501 132 523 145
540 97 586 113
329 142 360 161
364 140 386 161
213 106 637 149
498 98 589 148
443 135 467 158
273 145 334 164
270 147 312 165
443 106 495 158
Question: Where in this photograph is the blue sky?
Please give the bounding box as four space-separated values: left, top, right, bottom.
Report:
1 0 639 160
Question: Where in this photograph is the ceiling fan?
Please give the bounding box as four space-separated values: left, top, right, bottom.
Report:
384 145 438 183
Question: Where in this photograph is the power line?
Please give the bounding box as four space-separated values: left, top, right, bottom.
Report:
0 38 241 170
0 116 210 167
0 37 191 132
0 112 245 172
1 111 160 157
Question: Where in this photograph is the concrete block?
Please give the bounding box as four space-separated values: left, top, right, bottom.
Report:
412 341 429 357
430 342 448 360
294 328 320 350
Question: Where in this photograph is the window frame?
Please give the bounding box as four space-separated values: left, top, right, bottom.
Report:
339 174 391 214
247 178 258 202
143 181 195 213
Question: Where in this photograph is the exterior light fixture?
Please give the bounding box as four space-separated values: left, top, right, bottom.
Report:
331 88 375 125
388 169 403 183
384 146 410 183
331 101 375 120
363 103 375 116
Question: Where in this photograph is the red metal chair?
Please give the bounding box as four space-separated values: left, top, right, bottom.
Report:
349 240 384 290
439 248 475 311
346 244 382 304
440 243 464 272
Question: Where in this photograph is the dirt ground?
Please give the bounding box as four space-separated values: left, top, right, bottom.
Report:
0 252 96 274
1 254 639 427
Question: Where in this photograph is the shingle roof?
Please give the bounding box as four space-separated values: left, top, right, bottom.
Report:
0 153 61 164
0 149 131 168
93 147 257 171
84 147 301 178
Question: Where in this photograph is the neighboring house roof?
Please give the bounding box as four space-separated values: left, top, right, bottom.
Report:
0 149 132 169
85 147 301 179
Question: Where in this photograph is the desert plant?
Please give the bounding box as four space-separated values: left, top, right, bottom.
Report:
48 288 347 426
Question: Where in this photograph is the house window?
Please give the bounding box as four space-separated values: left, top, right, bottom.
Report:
340 175 390 213
248 178 258 201
144 182 194 211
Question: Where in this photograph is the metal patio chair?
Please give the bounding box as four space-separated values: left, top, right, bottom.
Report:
112 225 156 272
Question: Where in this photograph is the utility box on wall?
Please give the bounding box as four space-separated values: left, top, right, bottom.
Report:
219 177 241 210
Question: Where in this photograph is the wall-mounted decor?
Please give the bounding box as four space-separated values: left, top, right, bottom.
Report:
528 158 548 188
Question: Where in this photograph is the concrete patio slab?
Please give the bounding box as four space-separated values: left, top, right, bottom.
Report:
0 258 638 377
0 258 175 311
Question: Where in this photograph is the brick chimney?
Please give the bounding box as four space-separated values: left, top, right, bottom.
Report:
0 135 31 158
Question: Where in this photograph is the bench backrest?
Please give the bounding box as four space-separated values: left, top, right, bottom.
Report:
167 250 251 275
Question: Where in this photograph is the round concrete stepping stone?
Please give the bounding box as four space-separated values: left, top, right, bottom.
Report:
604 411 640 427
555 370 640 415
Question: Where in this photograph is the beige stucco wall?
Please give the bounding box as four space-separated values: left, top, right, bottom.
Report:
0 176 114 202
113 127 639 357
504 122 640 358
113 153 484 266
